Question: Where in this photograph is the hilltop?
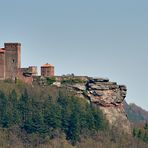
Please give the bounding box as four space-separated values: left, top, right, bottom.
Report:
0 77 147 147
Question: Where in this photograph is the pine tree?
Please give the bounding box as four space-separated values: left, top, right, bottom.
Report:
9 89 20 125
144 121 148 130
133 128 137 137
0 90 9 127
67 110 80 145
44 101 61 129
143 132 148 143
137 129 142 139
18 89 31 125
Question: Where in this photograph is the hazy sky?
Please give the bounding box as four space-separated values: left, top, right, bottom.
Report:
0 0 148 110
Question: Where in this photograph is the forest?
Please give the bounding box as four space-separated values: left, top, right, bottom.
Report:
0 80 147 148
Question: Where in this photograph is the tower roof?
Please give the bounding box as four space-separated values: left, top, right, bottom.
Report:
0 48 5 53
41 63 54 68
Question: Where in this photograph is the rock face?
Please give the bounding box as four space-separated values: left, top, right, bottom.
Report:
62 76 131 134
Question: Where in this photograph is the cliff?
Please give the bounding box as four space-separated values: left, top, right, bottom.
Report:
58 76 131 134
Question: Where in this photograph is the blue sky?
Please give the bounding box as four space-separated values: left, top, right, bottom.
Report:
0 0 148 110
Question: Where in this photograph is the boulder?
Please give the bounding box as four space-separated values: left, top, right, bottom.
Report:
73 84 86 91
90 84 109 90
91 90 103 96
93 77 109 82
53 82 61 87
108 85 119 89
94 82 117 85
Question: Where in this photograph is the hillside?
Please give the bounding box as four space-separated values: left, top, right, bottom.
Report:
35 75 132 134
124 101 148 123
0 80 147 147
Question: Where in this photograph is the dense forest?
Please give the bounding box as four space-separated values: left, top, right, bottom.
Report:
0 80 147 148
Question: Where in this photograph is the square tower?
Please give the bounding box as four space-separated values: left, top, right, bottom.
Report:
4 43 21 80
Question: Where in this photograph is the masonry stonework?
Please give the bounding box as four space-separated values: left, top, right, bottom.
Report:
41 63 55 77
4 43 21 80
0 42 55 83
0 42 38 83
0 48 5 79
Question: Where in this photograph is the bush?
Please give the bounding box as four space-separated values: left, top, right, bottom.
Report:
46 77 56 85
133 123 148 143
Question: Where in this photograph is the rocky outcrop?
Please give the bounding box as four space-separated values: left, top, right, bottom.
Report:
87 78 127 107
61 77 131 134
33 75 131 134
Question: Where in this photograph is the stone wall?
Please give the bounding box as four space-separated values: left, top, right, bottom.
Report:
17 69 33 84
0 49 5 79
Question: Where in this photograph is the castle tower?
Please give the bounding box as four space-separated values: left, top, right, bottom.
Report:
4 43 21 80
41 63 55 77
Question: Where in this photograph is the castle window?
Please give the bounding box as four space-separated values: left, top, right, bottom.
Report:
12 59 15 63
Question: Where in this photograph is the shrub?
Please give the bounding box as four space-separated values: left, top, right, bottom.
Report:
46 77 56 85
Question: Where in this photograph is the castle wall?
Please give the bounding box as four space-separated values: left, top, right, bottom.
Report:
0 42 37 84
28 66 38 76
17 69 33 84
0 49 5 79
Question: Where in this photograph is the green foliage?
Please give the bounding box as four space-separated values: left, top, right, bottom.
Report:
46 77 56 85
0 82 148 147
0 87 108 145
144 121 148 130
0 90 20 128
133 122 148 143
57 93 107 144
133 128 137 137
44 101 62 129
0 84 147 147
4 78 14 83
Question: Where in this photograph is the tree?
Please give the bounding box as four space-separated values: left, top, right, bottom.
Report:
144 121 148 130
133 128 137 137
137 129 142 139
44 101 61 129
9 89 20 125
143 132 148 143
46 77 56 85
0 90 9 127
67 110 80 145
18 89 31 125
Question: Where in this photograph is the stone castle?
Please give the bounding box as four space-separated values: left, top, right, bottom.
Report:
0 42 131 134
0 43 54 83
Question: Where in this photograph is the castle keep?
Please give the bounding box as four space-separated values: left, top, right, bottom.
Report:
0 43 21 80
0 42 55 82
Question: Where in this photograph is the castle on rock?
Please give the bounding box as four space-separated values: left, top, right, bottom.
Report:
0 43 54 83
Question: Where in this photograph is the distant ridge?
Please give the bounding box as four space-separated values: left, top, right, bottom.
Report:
124 101 148 123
